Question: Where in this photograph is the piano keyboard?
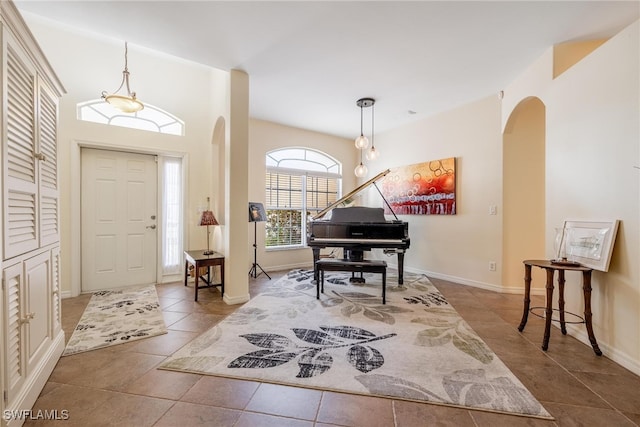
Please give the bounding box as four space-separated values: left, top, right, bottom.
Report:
311 238 405 244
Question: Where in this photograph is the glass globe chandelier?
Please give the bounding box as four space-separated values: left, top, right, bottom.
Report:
354 97 378 177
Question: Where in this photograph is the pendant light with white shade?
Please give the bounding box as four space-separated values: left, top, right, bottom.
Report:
354 155 368 177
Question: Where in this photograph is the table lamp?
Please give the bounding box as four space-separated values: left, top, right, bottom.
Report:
199 197 218 255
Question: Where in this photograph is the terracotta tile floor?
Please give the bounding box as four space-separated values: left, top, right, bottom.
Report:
25 271 640 426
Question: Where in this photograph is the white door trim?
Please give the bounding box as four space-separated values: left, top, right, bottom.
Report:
69 140 189 297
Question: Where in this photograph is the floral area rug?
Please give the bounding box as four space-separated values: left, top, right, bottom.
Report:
63 285 167 356
159 270 552 419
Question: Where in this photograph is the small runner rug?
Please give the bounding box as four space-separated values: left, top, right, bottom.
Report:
63 284 167 356
159 270 552 419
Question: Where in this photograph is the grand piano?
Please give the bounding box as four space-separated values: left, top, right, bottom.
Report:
307 169 410 284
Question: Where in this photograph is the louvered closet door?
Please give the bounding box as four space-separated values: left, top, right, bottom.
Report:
24 251 52 372
3 32 38 259
2 261 26 406
37 81 59 247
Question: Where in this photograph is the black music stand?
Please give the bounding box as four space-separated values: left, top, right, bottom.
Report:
248 202 271 279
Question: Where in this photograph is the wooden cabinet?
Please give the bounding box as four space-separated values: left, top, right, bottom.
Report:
2 19 60 259
2 248 61 414
1 2 65 426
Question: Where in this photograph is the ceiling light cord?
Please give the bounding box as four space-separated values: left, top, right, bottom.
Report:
366 102 379 161
120 42 135 98
354 99 369 150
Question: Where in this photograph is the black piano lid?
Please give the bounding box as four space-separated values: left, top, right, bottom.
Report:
311 169 402 222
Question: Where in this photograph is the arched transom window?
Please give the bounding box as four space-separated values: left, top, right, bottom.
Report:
77 99 185 136
265 148 342 248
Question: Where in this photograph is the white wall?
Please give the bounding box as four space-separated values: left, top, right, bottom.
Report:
248 119 356 272
367 96 505 290
504 20 640 373
22 14 230 295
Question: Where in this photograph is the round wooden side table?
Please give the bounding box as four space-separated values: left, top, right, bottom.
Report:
518 259 601 356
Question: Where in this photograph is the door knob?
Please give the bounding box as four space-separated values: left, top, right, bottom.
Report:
146 225 156 230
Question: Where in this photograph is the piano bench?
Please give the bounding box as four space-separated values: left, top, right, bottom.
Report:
316 259 387 304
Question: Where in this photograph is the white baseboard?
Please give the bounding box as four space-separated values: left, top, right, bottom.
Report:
561 323 640 376
160 273 183 284
265 261 545 297
261 262 312 275
403 265 546 296
223 293 250 305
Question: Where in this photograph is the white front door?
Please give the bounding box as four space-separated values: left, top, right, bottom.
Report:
81 149 157 292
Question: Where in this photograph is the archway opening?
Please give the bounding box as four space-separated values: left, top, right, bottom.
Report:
503 97 546 289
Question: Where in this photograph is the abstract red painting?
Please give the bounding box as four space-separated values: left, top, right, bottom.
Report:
380 157 456 215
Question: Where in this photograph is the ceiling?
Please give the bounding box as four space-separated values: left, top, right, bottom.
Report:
14 1 639 139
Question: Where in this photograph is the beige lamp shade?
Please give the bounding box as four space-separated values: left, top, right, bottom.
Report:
101 42 144 113
104 93 144 113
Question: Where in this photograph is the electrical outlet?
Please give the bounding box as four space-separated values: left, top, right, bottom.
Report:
489 205 497 215
489 261 496 271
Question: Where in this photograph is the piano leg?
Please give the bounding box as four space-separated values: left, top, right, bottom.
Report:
312 248 320 284
397 251 405 285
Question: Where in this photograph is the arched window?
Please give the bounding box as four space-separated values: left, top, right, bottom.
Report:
265 148 342 248
77 99 185 136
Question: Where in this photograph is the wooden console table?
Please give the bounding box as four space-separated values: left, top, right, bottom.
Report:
518 259 601 355
184 250 225 302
